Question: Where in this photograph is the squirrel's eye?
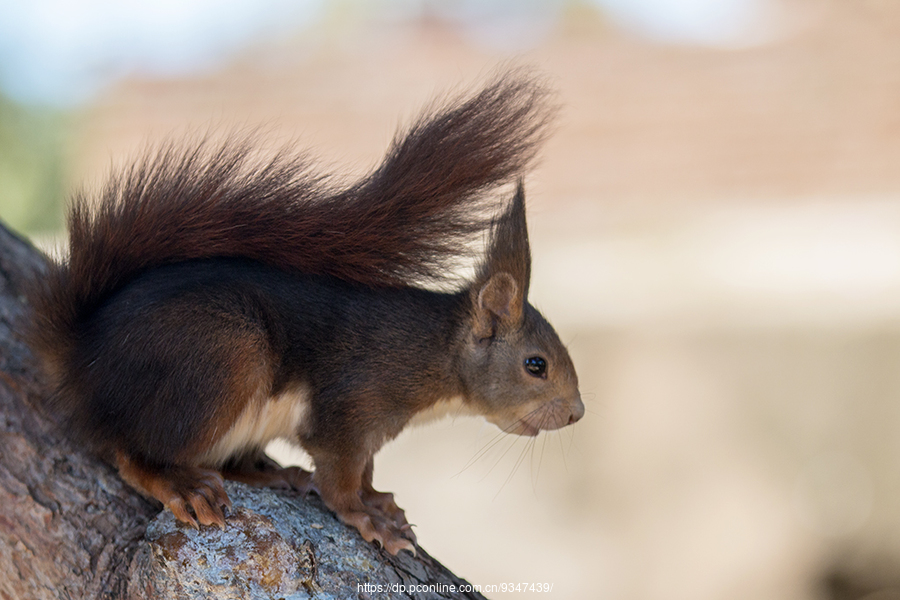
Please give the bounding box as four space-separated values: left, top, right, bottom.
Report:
524 356 547 378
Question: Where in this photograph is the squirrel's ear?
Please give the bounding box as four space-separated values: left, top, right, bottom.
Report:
475 180 531 299
474 272 522 338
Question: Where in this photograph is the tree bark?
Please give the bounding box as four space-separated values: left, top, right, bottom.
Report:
0 223 487 600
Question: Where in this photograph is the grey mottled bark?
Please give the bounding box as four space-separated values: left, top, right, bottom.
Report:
0 222 487 600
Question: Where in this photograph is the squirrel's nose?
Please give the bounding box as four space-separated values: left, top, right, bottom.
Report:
567 396 585 424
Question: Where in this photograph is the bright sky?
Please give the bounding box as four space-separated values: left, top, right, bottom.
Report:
0 0 764 106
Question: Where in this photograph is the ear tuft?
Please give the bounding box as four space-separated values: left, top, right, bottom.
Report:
475 181 531 299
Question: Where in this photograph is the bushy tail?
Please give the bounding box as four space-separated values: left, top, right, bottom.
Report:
26 72 554 379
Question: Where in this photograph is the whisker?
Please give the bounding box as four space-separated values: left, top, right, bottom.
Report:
495 436 533 500
529 430 540 493
454 429 507 477
460 413 539 473
557 428 568 473
454 403 556 479
531 406 547 493
536 426 548 484
481 434 521 484
566 421 577 455
531 406 555 491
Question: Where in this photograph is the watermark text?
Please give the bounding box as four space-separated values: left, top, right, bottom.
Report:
357 581 554 594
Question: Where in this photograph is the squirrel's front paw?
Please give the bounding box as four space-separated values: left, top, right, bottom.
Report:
164 468 232 529
116 454 232 529
338 507 416 555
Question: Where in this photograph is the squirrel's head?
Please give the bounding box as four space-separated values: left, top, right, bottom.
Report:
459 182 583 436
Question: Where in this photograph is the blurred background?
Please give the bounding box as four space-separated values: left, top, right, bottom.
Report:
4 0 900 598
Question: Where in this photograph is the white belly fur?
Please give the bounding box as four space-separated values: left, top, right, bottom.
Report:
199 387 310 467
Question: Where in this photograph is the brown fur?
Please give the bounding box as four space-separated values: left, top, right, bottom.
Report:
24 72 581 555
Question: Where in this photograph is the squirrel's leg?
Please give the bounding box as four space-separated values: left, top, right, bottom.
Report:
115 451 231 529
221 450 315 493
310 450 415 555
360 457 416 543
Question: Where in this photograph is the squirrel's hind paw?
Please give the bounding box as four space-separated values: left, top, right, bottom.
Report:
360 488 417 545
223 457 316 495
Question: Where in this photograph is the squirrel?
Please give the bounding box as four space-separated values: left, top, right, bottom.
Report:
25 73 584 555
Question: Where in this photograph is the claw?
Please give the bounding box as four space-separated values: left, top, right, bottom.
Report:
385 536 416 556
399 523 417 543
167 498 199 529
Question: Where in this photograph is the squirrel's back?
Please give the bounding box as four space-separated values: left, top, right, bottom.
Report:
26 73 554 385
